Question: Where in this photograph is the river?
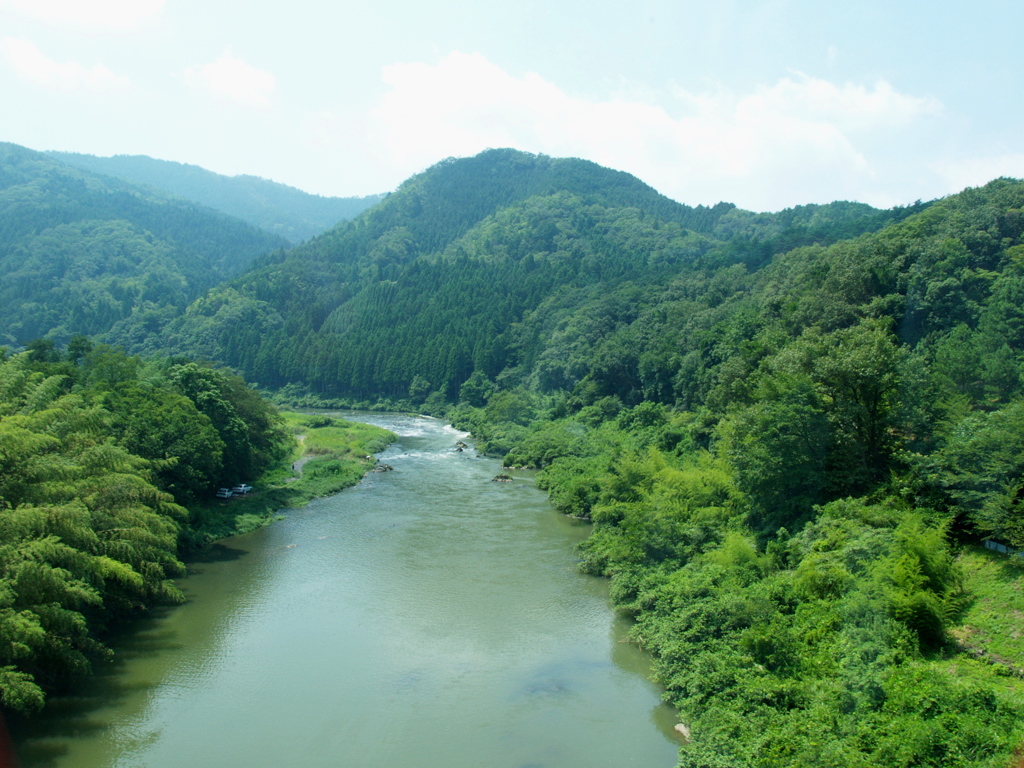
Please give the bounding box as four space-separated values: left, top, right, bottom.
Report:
13 414 680 768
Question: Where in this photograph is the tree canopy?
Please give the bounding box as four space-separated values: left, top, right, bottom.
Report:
0 343 290 711
4 147 1024 764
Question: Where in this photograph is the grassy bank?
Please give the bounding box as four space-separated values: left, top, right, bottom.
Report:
183 411 395 546
950 546 1024 674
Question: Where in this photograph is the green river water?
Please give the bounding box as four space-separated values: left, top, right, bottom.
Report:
13 414 680 767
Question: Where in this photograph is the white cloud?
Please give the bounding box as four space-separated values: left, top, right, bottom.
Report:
185 49 277 109
737 75 941 133
0 0 164 33
364 52 942 210
0 36 131 91
933 154 1024 192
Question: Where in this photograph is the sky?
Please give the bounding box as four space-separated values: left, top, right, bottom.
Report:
1 0 1022 212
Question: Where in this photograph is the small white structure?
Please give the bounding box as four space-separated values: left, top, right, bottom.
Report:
984 539 1024 560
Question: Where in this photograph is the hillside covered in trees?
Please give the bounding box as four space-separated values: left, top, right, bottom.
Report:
446 178 1024 766
141 150 1024 766
49 151 385 244
155 149 921 395
0 143 289 349
4 147 1024 765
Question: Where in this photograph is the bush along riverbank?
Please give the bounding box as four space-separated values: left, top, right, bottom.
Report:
448 400 1024 768
0 342 393 715
185 411 395 544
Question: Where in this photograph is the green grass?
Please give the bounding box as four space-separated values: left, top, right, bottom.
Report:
924 543 1024 758
951 545 1024 669
183 412 395 546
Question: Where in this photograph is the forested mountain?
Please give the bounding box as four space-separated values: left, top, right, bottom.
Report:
145 149 1024 765
49 151 385 243
0 143 287 347
443 174 1024 766
157 149 918 396
5 144 1024 764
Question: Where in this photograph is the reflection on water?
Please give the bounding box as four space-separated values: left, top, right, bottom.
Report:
14 414 679 768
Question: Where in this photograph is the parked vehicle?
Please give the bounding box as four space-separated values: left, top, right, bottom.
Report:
232 484 253 494
215 488 233 499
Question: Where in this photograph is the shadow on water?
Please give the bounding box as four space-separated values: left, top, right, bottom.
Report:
185 541 249 568
10 739 68 768
607 613 684 743
12 518 275 767
11 611 184 767
11 651 174 765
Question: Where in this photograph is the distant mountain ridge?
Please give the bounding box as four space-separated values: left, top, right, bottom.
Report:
4 145 927 375
0 142 287 346
7 143 1024 766
48 151 385 243
152 148 920 398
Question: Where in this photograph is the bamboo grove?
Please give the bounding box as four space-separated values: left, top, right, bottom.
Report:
0 341 289 712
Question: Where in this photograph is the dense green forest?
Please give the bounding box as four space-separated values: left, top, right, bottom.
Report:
441 173 1024 766
0 143 288 347
4 146 1024 765
154 149 922 396
147 150 1024 766
49 151 385 244
0 340 290 711
0 339 393 714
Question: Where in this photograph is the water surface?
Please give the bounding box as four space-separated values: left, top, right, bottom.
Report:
15 414 679 768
